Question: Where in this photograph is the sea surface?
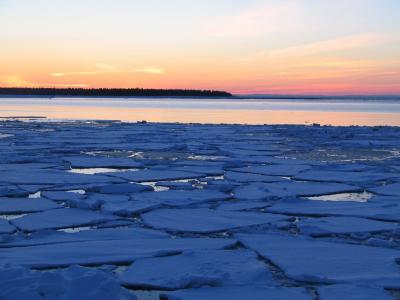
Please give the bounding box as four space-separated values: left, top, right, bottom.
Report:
1 97 400 126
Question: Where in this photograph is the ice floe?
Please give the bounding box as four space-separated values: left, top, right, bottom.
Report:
0 227 169 248
0 197 59 214
119 250 275 289
230 164 311 177
131 189 230 207
0 237 236 268
93 183 153 194
64 156 143 169
267 198 400 221
297 216 397 236
294 169 399 184
317 284 393 300
370 183 400 196
160 286 312 300
0 218 16 234
108 169 206 182
234 181 358 200
238 233 400 287
11 208 117 232
0 265 135 300
224 171 286 183
142 208 290 233
0 170 124 185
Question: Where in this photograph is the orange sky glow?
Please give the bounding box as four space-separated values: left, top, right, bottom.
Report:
1 0 399 95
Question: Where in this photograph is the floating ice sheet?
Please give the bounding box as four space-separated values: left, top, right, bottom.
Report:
11 208 117 232
142 208 290 233
370 183 400 196
131 189 230 207
0 197 59 214
102 200 162 216
230 164 311 177
318 284 392 300
108 169 206 182
160 286 312 300
64 156 143 168
94 183 153 194
237 233 400 287
119 250 275 289
267 199 400 222
0 237 236 268
234 181 358 200
294 170 399 184
155 181 195 190
1 227 169 248
224 171 286 183
0 265 134 300
216 200 269 211
0 170 124 185
297 216 397 236
41 191 84 202
0 218 15 234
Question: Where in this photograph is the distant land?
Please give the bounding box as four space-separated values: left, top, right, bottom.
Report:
0 87 232 98
1 88 399 101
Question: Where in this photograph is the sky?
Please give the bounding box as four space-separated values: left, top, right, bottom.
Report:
0 0 399 95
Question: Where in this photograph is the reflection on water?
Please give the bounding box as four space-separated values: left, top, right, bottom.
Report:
0 97 399 126
28 191 41 198
0 214 27 220
307 191 374 202
140 182 170 192
58 226 93 233
69 168 138 175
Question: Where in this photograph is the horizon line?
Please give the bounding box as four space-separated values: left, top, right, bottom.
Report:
0 87 399 98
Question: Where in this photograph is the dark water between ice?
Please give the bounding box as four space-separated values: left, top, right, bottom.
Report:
1 97 400 126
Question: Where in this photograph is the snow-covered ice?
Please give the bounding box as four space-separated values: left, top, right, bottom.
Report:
370 183 400 196
294 169 398 184
230 164 311 176
1 120 400 299
297 216 397 236
267 198 400 221
130 189 230 207
238 233 400 287
0 265 135 300
0 227 169 248
142 208 290 233
234 181 359 200
0 197 59 213
119 250 275 289
11 208 117 231
107 169 206 182
318 284 393 300
64 155 144 169
160 286 312 300
0 237 236 268
0 218 16 234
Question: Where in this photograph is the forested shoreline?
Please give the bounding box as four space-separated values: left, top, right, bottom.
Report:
0 88 232 98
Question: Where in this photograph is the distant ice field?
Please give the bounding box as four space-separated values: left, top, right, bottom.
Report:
0 120 400 299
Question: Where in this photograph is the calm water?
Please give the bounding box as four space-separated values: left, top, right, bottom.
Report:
1 97 400 126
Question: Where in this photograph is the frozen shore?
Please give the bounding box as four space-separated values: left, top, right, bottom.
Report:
0 120 399 299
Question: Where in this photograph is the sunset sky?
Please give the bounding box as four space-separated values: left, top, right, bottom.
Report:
1 0 399 95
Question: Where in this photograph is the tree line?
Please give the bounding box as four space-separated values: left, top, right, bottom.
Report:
0 88 232 98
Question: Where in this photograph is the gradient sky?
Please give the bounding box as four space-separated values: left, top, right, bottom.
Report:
1 0 399 95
